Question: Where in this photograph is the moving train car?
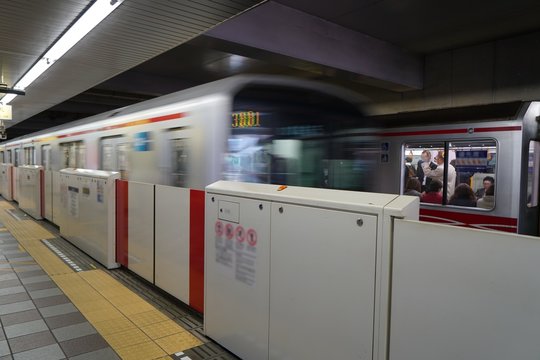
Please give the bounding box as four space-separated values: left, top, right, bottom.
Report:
352 102 540 235
0 75 539 235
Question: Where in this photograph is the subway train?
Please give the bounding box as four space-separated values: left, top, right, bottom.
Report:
0 75 539 235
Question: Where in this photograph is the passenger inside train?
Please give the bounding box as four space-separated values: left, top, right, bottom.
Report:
448 183 477 207
421 180 443 204
475 176 495 198
477 184 495 209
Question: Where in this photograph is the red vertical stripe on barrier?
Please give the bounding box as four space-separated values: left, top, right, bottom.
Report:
116 180 129 266
189 189 205 313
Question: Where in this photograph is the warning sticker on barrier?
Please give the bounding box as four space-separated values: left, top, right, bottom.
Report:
215 235 234 268
234 225 256 286
68 186 79 218
235 248 256 286
215 221 234 268
96 180 104 203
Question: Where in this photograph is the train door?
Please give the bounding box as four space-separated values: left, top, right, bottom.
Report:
525 141 540 235
13 148 19 167
41 145 51 170
100 136 129 179
23 146 35 165
168 129 191 187
330 138 380 191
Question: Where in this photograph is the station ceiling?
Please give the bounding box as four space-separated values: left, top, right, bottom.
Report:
3 0 540 139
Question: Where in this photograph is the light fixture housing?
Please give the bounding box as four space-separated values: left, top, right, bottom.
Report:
0 0 124 104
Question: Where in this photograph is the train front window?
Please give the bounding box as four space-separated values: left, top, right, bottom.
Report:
227 86 364 189
403 140 497 210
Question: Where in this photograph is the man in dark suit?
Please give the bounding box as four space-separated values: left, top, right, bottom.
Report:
475 176 495 199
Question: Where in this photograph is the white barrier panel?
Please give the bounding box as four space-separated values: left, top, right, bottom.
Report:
128 182 155 282
51 171 61 225
390 220 540 360
18 165 43 220
0 164 13 201
205 181 419 360
13 166 19 202
43 170 53 222
155 185 190 304
58 169 120 269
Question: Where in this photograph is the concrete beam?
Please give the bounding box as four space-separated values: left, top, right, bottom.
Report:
205 1 423 91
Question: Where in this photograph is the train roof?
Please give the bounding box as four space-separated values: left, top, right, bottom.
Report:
2 75 366 144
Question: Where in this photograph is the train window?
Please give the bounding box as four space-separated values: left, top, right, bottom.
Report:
60 141 85 168
6 150 11 164
0 151 3 163
403 143 445 206
41 145 51 170
101 143 114 170
450 140 496 210
403 140 497 209
527 141 540 208
100 136 129 179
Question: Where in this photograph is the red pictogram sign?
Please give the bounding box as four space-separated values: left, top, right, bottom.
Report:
215 221 223 237
247 229 257 247
235 225 245 243
225 223 234 240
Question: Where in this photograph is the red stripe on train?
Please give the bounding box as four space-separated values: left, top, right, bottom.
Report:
420 208 518 233
115 180 129 266
380 125 522 137
189 189 205 313
347 125 523 138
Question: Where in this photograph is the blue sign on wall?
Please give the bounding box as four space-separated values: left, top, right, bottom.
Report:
134 132 152 151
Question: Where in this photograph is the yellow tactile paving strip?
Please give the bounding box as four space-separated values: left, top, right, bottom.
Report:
0 201 202 360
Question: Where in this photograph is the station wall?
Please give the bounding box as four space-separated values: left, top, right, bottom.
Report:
367 30 540 115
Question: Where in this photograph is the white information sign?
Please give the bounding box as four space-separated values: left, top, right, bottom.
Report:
0 104 12 120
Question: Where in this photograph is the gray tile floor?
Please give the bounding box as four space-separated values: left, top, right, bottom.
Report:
0 230 119 360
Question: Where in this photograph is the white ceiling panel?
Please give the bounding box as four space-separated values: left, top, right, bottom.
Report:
1 0 264 126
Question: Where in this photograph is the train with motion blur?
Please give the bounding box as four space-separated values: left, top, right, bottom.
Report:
0 75 539 235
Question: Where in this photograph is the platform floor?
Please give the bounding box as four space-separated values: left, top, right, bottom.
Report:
0 200 237 360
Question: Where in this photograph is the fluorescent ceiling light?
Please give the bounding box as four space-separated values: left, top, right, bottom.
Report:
0 94 17 105
0 0 123 105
